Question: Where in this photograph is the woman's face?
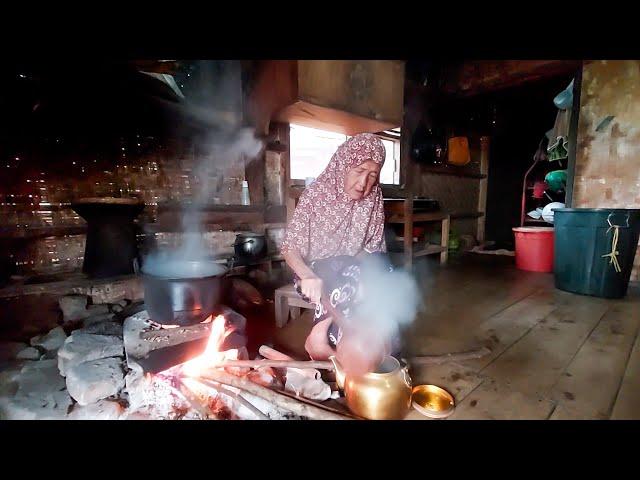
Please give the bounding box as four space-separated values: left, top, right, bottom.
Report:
344 160 382 201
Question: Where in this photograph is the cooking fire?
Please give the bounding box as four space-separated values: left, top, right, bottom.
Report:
122 308 352 420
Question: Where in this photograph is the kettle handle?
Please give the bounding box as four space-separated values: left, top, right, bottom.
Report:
401 365 412 389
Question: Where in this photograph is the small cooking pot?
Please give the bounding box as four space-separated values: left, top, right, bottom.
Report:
233 233 267 263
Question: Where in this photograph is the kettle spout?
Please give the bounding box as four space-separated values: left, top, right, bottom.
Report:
329 356 345 390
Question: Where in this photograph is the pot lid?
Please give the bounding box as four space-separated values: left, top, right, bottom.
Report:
411 384 455 419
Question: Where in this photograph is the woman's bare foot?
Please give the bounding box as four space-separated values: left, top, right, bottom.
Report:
304 318 336 360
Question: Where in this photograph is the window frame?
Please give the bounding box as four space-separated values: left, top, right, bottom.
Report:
288 124 401 186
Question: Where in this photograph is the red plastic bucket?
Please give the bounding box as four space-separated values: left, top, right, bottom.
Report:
512 227 554 272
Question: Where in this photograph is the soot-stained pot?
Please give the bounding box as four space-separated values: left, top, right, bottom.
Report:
233 232 267 264
141 260 229 326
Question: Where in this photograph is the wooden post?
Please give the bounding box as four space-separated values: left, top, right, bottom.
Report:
403 193 414 270
400 85 417 271
564 64 583 208
477 136 490 244
440 215 450 265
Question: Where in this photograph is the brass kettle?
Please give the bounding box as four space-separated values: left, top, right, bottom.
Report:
329 355 412 420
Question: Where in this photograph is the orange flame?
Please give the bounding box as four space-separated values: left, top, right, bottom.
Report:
182 315 238 377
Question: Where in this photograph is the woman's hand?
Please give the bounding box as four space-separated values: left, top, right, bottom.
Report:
282 250 324 304
299 276 324 304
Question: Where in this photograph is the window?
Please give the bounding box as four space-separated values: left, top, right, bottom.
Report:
289 124 400 184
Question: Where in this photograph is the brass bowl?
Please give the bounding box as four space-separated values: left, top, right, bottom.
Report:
411 385 455 419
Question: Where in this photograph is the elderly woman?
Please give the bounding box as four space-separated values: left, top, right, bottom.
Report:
281 133 395 375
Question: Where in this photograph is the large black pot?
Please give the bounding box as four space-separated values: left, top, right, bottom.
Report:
233 233 267 263
140 260 229 326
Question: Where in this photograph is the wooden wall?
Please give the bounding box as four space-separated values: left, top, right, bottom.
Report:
572 60 640 281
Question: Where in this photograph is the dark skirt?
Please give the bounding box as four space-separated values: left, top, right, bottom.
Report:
293 253 394 349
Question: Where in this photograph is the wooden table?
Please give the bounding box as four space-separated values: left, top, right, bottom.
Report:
385 207 450 270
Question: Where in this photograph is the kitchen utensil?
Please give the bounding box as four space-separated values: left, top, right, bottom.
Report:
553 79 574 110
329 355 413 420
411 126 446 165
411 384 455 418
233 232 267 263
447 137 471 166
542 202 565 223
532 181 547 199
544 170 567 193
141 259 228 326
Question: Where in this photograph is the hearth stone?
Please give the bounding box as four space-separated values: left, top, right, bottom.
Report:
16 347 41 360
0 342 28 362
0 359 72 420
83 313 116 327
66 357 126 406
74 321 123 338
68 399 125 420
58 333 124 377
30 326 67 352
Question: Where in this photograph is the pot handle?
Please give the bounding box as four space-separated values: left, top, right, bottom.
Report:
232 239 256 247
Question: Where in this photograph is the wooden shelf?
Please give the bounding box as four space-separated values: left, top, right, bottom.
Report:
413 245 448 257
523 219 551 224
0 225 87 240
386 211 449 224
289 185 305 200
143 223 261 233
450 211 484 220
157 203 263 213
388 244 446 257
416 163 486 179
264 222 287 229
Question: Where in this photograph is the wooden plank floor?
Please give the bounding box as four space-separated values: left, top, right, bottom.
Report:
405 255 640 420
610 322 640 419
273 254 640 420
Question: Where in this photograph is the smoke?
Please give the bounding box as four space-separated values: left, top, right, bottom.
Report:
142 61 263 278
336 255 423 375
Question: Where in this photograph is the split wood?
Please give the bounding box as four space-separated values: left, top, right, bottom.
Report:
258 345 294 361
190 379 269 420
176 378 215 419
213 347 491 371
191 368 352 420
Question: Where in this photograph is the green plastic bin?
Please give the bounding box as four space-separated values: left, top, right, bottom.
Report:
554 208 640 298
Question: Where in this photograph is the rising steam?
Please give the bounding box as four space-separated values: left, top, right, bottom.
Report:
142 61 263 278
336 254 423 373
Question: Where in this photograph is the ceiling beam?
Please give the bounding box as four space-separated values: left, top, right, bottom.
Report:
129 60 182 75
440 60 582 97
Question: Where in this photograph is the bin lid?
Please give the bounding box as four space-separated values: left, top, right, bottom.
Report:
554 208 640 213
512 227 554 233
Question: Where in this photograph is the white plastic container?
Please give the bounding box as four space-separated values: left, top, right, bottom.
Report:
241 180 251 205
